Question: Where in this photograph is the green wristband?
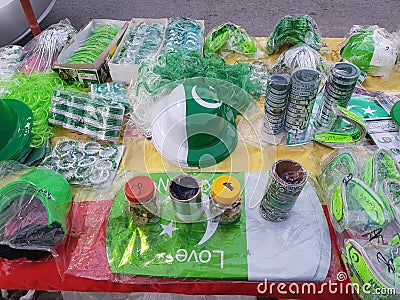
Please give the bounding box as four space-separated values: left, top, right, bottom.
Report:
314 105 366 147
330 176 390 230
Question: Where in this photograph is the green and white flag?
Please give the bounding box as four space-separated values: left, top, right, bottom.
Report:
347 96 388 119
151 83 238 168
106 172 331 281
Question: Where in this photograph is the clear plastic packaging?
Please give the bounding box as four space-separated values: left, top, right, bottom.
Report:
49 90 125 142
249 60 269 95
158 18 204 55
271 43 329 76
324 149 400 299
0 45 22 80
113 22 165 65
91 82 131 108
0 161 72 261
61 293 256 300
340 25 399 77
41 138 124 186
313 105 367 148
66 23 120 65
266 15 322 55
205 23 257 56
18 19 76 75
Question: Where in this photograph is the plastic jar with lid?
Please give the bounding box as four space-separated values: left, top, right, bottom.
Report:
211 175 242 224
124 175 160 224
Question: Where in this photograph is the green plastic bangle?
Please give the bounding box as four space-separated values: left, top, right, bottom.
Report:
314 105 366 147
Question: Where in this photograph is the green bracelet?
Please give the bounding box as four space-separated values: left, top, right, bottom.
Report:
314 105 366 147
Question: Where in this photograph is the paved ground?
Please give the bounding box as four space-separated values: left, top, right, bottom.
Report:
38 0 399 38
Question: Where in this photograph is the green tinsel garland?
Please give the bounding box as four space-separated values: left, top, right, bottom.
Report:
137 50 261 97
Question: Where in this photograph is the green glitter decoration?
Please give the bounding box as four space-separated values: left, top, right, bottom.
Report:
136 50 261 98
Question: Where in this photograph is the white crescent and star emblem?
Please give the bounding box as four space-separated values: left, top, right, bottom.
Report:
191 86 222 109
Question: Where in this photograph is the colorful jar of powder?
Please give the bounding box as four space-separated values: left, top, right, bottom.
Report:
125 175 160 224
211 175 242 224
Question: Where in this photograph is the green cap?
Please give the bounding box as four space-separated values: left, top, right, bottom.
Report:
0 168 72 232
0 99 33 161
390 101 400 127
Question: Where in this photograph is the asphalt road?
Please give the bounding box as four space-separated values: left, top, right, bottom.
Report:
37 0 399 38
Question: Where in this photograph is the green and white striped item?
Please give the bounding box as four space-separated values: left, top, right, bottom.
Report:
49 90 125 142
152 83 238 168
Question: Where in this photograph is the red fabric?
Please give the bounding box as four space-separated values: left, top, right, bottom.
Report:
0 202 353 299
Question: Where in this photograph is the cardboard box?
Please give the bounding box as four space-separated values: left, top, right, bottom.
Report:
53 19 128 87
109 18 205 84
108 18 168 83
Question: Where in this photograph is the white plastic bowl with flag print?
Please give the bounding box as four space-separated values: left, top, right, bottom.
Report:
152 82 238 168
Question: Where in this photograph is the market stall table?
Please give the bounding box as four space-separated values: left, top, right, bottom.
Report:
0 204 352 300
1 37 399 299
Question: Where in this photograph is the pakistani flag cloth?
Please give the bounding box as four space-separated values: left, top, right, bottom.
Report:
151 83 238 168
346 95 388 119
106 172 331 281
